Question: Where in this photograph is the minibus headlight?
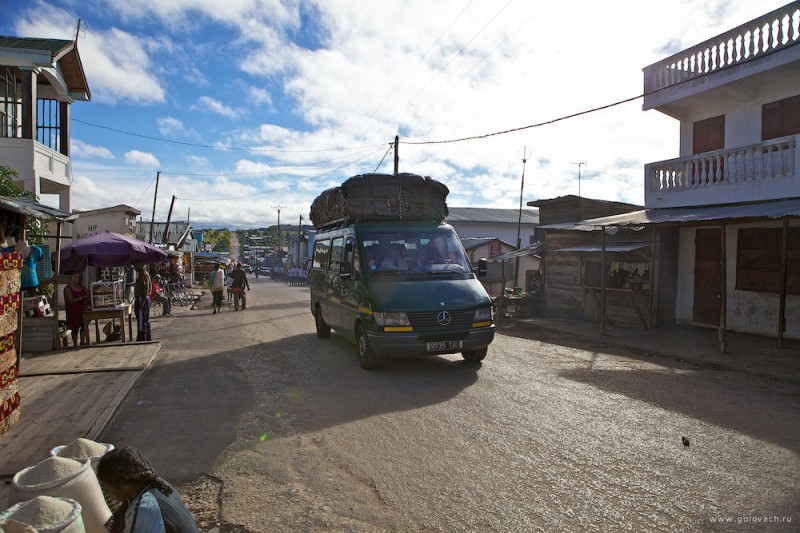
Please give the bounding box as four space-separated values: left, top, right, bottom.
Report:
473 307 493 322
374 312 410 326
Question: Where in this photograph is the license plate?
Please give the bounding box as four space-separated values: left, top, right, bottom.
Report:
426 340 463 351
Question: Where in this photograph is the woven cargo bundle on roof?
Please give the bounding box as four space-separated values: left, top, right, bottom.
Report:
310 173 449 228
0 268 21 294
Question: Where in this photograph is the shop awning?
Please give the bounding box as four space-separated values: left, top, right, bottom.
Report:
0 196 78 222
492 241 545 260
557 243 649 253
539 198 800 231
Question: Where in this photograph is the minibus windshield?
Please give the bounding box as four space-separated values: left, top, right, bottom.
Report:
360 229 473 274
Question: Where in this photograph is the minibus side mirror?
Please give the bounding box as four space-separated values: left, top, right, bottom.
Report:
477 258 488 278
340 262 352 279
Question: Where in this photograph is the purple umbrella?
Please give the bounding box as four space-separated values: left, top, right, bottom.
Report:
58 231 168 274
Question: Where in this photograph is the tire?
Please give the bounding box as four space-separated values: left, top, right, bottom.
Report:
356 325 380 370
462 347 487 363
315 306 331 338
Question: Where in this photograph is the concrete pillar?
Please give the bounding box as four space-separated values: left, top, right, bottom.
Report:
20 68 36 141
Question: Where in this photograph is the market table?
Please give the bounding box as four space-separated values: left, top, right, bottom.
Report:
83 304 133 344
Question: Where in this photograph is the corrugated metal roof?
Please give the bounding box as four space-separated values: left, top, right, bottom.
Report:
447 207 539 224
557 243 649 253
0 196 77 222
493 241 545 260
0 36 91 101
460 237 516 250
0 36 74 55
540 198 800 231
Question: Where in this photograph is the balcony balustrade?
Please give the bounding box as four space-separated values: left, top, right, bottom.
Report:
645 135 798 208
644 2 800 95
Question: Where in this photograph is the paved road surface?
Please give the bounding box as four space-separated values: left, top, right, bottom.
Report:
100 277 800 531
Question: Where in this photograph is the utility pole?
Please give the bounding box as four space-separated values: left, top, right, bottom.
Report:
570 161 586 221
162 195 176 245
297 215 303 267
149 171 160 244
515 147 531 290
273 205 286 258
393 135 399 175
570 161 586 198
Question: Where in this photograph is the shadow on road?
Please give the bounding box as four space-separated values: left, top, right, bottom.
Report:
100 330 480 485
559 367 800 455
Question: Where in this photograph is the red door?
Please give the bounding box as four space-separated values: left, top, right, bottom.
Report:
693 229 721 326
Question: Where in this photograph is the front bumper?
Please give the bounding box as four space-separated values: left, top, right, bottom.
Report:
366 325 495 357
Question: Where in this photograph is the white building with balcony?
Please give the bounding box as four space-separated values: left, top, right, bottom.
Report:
641 2 800 343
0 36 90 218
539 2 800 345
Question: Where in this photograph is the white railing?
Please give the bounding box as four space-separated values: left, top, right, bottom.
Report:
646 136 796 194
644 2 800 94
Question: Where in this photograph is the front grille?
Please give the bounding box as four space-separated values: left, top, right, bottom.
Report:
407 309 474 330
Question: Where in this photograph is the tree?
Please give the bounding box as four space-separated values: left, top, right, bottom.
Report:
0 165 47 244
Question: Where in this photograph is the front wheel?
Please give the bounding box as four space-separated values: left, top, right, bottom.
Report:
356 325 380 370
462 347 487 363
315 306 331 338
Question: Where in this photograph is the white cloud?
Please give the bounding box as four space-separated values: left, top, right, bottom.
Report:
71 139 114 160
124 151 161 167
28 0 790 228
249 87 274 108
196 96 244 119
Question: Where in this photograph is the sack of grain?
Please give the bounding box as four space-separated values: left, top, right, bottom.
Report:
0 495 85 532
9 457 111 533
50 440 117 511
51 439 114 468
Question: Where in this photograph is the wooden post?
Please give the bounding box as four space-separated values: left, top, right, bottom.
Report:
393 136 399 175
51 220 63 350
719 223 726 353
648 225 660 330
778 218 789 348
149 171 160 244
601 226 606 335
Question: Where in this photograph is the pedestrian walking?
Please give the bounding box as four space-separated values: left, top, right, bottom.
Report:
150 275 171 316
230 262 250 311
210 263 225 314
133 262 152 341
97 446 200 533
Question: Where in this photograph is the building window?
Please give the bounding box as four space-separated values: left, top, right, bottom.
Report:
762 95 800 141
0 68 20 139
37 99 61 151
692 115 725 154
736 227 800 294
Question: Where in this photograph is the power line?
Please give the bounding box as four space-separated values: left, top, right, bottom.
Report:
178 145 387 202
404 94 643 145
71 117 384 154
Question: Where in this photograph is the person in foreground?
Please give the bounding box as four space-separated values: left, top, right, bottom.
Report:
97 446 200 533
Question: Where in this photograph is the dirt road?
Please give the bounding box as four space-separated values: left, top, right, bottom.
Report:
100 277 800 531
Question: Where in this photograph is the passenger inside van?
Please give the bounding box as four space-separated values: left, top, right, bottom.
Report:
381 244 408 270
418 240 447 265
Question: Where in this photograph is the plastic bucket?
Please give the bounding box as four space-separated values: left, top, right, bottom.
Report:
9 458 111 533
0 495 85 532
50 441 117 512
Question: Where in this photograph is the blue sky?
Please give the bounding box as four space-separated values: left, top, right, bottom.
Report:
1 0 787 228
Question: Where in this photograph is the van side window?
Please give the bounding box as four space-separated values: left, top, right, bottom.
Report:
313 239 331 269
329 237 344 273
